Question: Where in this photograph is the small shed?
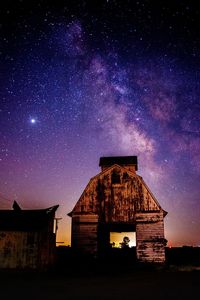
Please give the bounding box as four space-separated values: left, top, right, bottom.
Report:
0 202 59 270
68 156 167 263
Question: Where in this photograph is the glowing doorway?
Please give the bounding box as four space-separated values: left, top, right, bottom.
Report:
110 232 136 248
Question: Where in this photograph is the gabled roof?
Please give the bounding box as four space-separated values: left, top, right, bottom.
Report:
91 163 135 182
68 164 127 216
68 164 167 216
0 204 59 231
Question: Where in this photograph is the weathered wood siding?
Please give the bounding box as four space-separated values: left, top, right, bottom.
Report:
71 214 98 254
70 164 167 263
136 212 166 263
72 165 161 222
0 231 38 269
0 230 56 269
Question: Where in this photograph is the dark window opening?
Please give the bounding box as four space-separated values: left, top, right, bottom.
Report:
112 172 121 184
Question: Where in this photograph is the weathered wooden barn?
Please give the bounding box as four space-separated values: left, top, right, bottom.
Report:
0 202 59 269
68 156 167 263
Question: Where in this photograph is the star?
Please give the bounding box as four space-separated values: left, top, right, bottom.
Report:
0 0 200 248
30 118 36 124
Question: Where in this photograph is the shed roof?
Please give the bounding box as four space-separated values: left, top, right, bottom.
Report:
0 203 59 231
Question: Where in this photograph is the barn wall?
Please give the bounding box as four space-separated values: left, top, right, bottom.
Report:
72 166 160 223
0 231 38 269
71 214 98 254
38 230 57 268
136 212 166 263
70 163 167 263
0 230 56 269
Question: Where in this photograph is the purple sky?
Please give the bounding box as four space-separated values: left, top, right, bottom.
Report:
0 1 200 246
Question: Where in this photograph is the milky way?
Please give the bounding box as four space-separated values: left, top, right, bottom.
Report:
0 1 200 246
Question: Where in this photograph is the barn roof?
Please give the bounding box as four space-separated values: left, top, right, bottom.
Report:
99 156 138 170
68 163 167 217
0 202 59 231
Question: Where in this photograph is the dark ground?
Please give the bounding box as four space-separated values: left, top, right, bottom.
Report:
1 247 200 300
1 268 199 300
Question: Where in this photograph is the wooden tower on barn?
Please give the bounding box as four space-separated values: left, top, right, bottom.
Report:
68 156 167 263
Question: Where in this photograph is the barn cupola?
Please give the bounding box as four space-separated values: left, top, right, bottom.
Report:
99 156 138 173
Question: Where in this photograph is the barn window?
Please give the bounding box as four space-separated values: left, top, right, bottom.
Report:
112 171 121 184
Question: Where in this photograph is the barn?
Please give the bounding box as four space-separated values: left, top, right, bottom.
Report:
68 156 167 263
0 201 59 269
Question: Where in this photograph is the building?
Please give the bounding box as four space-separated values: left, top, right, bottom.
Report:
0 202 59 269
68 156 167 263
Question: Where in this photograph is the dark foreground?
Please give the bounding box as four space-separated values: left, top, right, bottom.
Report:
1 265 200 300
1 247 200 300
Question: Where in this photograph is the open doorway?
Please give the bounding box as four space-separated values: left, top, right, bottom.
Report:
110 232 136 248
106 231 136 264
97 223 137 263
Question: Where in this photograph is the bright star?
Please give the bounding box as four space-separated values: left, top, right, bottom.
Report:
30 118 36 124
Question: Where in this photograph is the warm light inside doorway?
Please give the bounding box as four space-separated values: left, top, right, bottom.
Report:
110 232 136 248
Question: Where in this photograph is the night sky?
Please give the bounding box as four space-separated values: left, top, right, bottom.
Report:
0 0 200 247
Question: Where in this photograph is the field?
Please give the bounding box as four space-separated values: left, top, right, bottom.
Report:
1 260 200 300
1 268 200 300
1 247 200 300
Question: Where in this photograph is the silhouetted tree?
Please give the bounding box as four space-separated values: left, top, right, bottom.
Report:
110 242 115 248
120 236 130 248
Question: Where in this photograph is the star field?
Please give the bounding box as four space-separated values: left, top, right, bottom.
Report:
0 0 200 246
